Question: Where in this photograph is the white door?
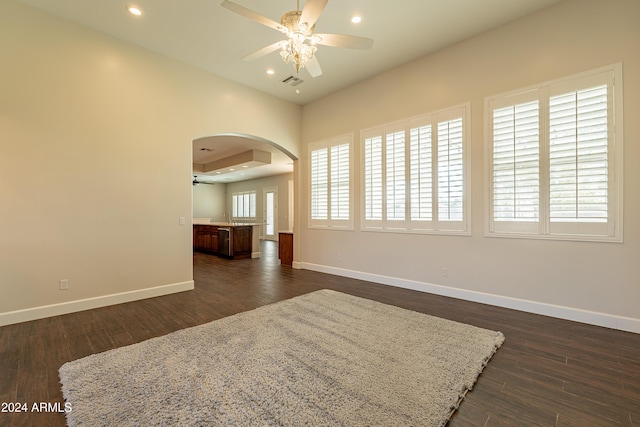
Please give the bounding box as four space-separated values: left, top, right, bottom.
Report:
263 187 277 241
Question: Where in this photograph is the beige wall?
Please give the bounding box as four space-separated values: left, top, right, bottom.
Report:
192 183 226 220
0 1 301 322
300 0 640 330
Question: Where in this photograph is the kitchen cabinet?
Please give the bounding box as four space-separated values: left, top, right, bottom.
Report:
194 225 218 253
232 226 252 259
193 224 252 259
278 232 293 266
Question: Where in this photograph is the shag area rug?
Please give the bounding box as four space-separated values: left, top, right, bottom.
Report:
59 290 504 426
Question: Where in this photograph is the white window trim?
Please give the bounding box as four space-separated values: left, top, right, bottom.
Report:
484 63 624 243
360 103 471 236
308 133 354 230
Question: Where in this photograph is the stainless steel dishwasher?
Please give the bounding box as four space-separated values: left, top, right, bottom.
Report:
218 227 230 256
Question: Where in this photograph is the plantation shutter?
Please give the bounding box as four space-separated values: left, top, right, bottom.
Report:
310 147 328 220
249 192 256 218
242 194 249 217
437 118 464 221
364 135 383 221
231 192 256 219
386 130 406 221
549 85 608 223
238 194 245 217
232 194 238 218
486 64 620 241
492 101 540 222
330 143 350 220
362 105 469 234
410 124 433 221
309 134 353 229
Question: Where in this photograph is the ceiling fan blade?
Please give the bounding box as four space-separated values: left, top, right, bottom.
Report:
193 176 216 185
315 33 374 50
306 56 323 78
242 41 282 61
221 0 283 32
299 0 328 28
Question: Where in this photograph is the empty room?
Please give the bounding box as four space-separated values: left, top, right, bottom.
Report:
1 0 638 425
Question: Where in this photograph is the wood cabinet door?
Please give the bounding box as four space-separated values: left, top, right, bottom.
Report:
194 225 218 253
278 233 293 266
233 227 252 254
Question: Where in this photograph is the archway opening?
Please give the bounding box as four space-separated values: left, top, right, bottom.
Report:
191 133 298 262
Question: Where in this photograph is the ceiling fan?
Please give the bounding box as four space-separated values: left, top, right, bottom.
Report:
193 176 216 186
221 0 374 77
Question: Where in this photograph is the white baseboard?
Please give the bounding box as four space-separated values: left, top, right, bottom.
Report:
300 262 640 334
0 280 194 327
252 251 260 259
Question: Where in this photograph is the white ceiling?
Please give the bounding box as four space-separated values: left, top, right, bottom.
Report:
18 0 562 182
193 134 294 184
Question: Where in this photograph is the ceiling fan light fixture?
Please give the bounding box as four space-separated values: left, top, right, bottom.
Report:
280 38 317 73
276 9 318 73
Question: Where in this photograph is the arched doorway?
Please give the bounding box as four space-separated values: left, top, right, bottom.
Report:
191 133 297 261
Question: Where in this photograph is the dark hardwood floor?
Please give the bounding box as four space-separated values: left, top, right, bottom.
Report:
1 241 639 426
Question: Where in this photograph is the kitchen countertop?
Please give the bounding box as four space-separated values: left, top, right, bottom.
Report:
203 222 262 227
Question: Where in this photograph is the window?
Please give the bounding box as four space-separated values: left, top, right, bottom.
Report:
362 104 470 234
485 64 623 242
308 134 353 229
232 191 256 219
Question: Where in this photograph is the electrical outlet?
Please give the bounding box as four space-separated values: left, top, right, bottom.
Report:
441 267 448 277
59 279 69 290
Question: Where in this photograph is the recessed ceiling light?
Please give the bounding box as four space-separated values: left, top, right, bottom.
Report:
126 5 143 16
350 15 363 24
266 68 275 75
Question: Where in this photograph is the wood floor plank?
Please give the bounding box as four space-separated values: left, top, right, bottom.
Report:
472 382 558 426
503 374 628 425
94 305 137 349
0 323 21 405
59 313 94 362
0 241 639 426
41 317 70 408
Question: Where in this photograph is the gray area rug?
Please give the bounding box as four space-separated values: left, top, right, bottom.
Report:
59 289 504 426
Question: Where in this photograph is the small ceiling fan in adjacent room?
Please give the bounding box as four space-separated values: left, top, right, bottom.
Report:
193 176 216 186
221 0 374 77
